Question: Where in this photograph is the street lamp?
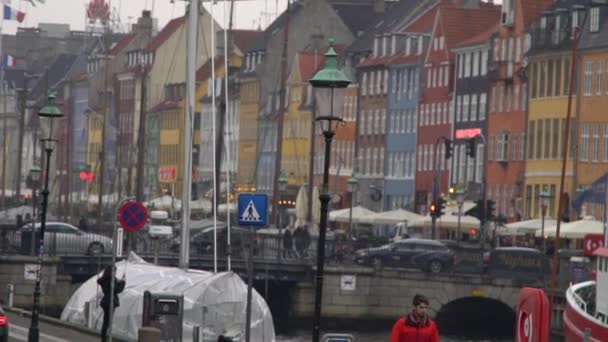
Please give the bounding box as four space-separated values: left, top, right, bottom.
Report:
309 38 351 342
29 93 63 342
540 188 552 253
29 165 41 255
455 188 465 245
277 171 288 259
347 174 358 239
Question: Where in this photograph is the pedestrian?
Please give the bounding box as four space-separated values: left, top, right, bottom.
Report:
98 265 126 342
79 216 88 231
294 226 304 258
282 228 293 259
301 227 311 258
389 294 439 342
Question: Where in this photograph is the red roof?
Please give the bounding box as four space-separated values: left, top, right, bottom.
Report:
195 56 225 82
149 99 180 112
439 5 501 47
231 30 262 53
403 4 439 32
387 53 421 65
453 22 499 48
522 0 554 28
110 33 136 55
594 247 608 258
146 16 186 52
297 44 346 80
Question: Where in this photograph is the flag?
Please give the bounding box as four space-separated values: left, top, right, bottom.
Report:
2 54 16 67
3 4 25 22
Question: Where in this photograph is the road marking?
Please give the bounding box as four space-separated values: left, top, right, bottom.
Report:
9 323 73 342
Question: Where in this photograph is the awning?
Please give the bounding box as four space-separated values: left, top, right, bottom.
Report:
361 209 425 225
536 216 605 239
497 218 558 236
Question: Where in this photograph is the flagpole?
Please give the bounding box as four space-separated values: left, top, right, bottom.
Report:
0 3 5 210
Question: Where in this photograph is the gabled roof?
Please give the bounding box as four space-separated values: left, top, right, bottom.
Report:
296 44 346 81
453 22 498 49
439 5 500 48
347 0 438 54
195 56 225 82
146 16 186 52
110 33 137 55
522 0 554 28
231 29 263 54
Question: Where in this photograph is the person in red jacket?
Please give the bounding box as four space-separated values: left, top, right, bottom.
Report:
390 294 440 342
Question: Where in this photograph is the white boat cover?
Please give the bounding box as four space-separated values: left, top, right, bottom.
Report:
61 253 275 341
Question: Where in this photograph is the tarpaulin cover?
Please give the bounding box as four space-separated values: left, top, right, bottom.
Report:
61 253 275 341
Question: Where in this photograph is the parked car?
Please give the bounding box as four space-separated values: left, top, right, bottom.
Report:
171 224 250 258
354 238 455 273
0 305 8 342
16 222 113 255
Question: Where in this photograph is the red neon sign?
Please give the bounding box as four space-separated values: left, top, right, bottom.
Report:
455 128 481 139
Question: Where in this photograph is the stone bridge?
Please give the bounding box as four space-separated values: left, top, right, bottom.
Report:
290 266 528 332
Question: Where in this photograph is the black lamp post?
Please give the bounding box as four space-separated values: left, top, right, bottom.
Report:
308 38 351 342
277 171 288 259
28 165 41 255
28 93 63 342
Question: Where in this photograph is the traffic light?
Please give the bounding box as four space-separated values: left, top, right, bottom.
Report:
429 203 438 217
486 199 496 221
444 139 453 159
437 196 447 217
465 199 486 222
466 138 476 158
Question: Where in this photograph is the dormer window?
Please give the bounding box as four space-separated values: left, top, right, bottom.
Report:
391 35 396 56
501 0 514 26
405 37 411 55
590 7 600 33
417 37 423 55
246 54 251 71
373 36 379 56
257 52 263 64
383 35 389 56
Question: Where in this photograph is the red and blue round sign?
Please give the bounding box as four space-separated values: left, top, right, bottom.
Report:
118 201 148 232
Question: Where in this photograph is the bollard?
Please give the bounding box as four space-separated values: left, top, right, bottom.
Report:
192 325 200 342
84 300 95 329
138 326 161 342
6 284 13 307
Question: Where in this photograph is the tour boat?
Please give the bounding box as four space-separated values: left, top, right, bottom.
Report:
562 247 608 342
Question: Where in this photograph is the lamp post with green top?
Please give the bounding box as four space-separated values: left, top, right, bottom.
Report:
28 93 63 342
308 38 351 342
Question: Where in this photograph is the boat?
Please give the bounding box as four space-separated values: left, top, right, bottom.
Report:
562 247 608 342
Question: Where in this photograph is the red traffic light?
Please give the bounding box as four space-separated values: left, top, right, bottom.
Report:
79 171 87 181
470 228 477 236
429 204 437 213
80 171 94 183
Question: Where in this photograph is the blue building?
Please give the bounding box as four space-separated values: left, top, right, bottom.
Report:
384 55 420 210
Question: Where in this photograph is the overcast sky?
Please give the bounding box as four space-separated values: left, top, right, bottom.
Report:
3 0 289 34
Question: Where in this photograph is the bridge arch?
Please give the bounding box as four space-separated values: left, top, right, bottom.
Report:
435 296 515 339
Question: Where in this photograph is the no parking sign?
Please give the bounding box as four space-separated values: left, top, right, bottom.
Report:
118 200 148 232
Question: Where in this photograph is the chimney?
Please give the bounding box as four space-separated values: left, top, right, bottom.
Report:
133 10 153 35
373 0 386 13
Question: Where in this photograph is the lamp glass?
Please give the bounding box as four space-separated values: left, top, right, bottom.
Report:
455 190 465 205
314 87 346 124
540 190 551 208
278 173 288 192
347 175 358 193
30 165 41 182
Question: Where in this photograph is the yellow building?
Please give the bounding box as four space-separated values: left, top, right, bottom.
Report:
575 47 608 220
237 76 260 187
525 30 575 220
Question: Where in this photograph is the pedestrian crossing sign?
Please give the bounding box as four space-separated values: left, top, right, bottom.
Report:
238 193 268 227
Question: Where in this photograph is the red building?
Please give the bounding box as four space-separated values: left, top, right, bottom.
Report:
415 3 500 213
486 0 551 222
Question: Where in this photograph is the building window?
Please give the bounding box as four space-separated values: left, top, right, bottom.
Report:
481 50 488 75
515 37 521 63
465 53 471 77
490 86 496 113
522 84 528 109
470 94 478 121
525 185 532 219
498 85 504 112
584 61 593 96
444 65 449 86
479 93 487 120
511 134 518 161
473 51 480 77
581 123 590 161
488 136 494 161
603 123 608 162
597 61 603 95
475 144 484 183
497 132 509 161
552 119 559 159
506 85 512 112
458 144 466 183
458 55 464 79
520 132 526 160
456 96 462 122
539 61 546 97
590 7 600 33
593 123 600 162
547 59 554 97
536 120 543 159
543 118 551 159
528 121 535 159
463 95 470 122
556 58 562 96
564 58 570 96
513 85 520 111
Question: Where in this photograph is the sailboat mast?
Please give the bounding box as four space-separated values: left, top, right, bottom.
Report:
179 0 199 270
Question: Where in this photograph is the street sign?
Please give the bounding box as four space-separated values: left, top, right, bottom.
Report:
584 233 604 256
116 227 124 257
24 264 39 281
340 275 356 291
118 200 148 232
238 193 268 227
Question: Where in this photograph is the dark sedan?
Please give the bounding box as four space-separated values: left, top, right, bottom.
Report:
354 238 455 273
0 305 7 342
